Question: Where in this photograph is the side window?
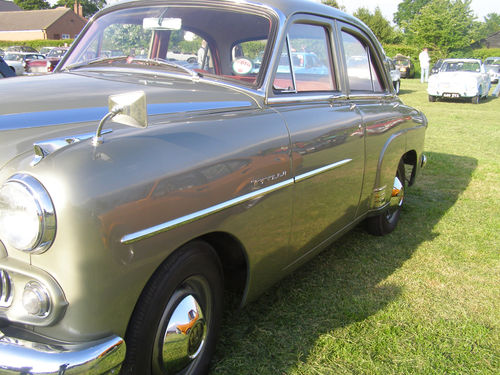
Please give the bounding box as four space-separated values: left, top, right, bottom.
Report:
341 31 384 92
273 23 335 93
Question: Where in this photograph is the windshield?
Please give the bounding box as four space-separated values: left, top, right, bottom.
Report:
485 58 500 65
441 61 480 72
61 4 273 87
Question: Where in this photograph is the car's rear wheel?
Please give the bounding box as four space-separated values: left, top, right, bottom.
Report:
121 241 223 375
366 161 405 236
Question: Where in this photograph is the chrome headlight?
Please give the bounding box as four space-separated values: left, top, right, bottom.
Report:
0 174 56 253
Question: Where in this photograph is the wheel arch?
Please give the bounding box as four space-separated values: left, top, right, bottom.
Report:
198 231 249 307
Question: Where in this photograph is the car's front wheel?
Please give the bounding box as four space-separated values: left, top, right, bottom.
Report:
121 241 223 375
366 161 405 236
428 95 437 102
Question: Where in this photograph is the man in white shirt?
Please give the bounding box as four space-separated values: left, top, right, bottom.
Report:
419 48 430 83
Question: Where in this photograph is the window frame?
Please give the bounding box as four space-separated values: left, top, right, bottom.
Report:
267 14 341 102
336 21 391 97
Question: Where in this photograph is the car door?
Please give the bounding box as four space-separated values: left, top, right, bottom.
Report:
267 15 365 268
337 21 414 214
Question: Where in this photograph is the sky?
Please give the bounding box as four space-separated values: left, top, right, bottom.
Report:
335 0 499 23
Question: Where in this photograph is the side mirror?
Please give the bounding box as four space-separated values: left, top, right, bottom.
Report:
93 91 147 146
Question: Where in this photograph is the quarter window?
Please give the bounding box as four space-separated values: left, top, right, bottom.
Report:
274 23 335 93
341 31 383 92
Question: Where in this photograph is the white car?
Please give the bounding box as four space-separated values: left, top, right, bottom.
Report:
3 52 45 75
427 58 491 104
484 56 500 83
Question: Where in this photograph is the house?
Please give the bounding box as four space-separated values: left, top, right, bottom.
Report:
0 0 21 12
483 31 500 49
0 6 86 41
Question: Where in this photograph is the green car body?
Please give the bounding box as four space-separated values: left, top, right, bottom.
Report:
0 1 427 374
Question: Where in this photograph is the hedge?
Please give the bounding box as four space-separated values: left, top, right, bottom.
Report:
0 40 73 51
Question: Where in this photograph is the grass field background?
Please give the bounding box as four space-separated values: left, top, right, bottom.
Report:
210 79 499 374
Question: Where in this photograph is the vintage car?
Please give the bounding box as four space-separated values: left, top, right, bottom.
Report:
0 0 427 374
25 47 69 74
393 54 415 78
387 58 401 94
484 56 500 83
430 58 444 76
427 58 491 103
2 52 46 75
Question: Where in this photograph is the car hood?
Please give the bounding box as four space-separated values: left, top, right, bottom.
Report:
0 71 259 168
432 71 481 82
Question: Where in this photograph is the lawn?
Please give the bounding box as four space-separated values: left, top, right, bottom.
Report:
210 79 499 374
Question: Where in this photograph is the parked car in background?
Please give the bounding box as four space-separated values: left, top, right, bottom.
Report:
25 47 69 74
430 58 444 75
0 56 15 78
3 52 45 75
484 56 500 83
39 46 56 56
5 45 38 53
427 58 490 103
0 0 427 374
388 58 401 93
394 54 415 78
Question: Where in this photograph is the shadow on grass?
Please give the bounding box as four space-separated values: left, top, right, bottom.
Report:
210 151 477 374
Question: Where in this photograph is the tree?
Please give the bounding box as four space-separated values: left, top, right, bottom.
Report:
394 0 432 28
322 1 340 9
55 0 107 18
14 0 50 10
354 7 399 44
407 0 475 57
321 1 345 12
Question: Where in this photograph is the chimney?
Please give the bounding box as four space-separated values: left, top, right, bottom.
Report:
74 1 83 18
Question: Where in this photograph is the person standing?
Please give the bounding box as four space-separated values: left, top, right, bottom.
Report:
419 47 430 83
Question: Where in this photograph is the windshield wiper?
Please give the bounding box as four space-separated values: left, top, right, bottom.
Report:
62 56 201 80
130 58 201 80
62 56 128 71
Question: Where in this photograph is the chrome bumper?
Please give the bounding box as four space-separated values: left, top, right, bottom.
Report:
420 154 427 169
0 329 125 374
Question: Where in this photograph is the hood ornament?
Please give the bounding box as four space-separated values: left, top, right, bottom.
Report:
93 91 148 146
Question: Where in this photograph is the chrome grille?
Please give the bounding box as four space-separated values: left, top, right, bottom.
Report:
0 269 13 308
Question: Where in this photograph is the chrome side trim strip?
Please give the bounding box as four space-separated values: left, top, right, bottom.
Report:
121 179 294 244
294 159 352 182
121 159 353 244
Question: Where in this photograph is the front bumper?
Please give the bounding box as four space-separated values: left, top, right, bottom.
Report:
0 328 125 374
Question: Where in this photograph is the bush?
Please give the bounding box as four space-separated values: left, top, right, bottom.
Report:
0 40 73 51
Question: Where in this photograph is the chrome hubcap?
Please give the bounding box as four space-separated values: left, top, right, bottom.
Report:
386 175 404 220
161 294 207 373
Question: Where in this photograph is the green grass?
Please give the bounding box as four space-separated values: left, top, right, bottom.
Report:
210 79 500 374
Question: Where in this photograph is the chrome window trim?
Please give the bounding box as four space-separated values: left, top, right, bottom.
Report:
121 159 353 244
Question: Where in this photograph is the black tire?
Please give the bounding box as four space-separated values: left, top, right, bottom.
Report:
121 241 223 375
428 95 436 102
471 94 480 104
366 161 405 236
